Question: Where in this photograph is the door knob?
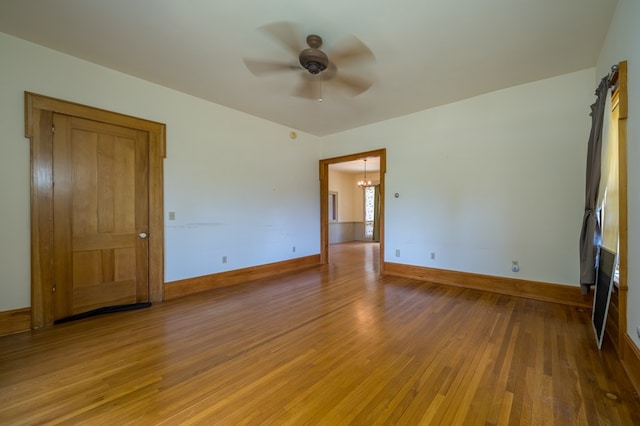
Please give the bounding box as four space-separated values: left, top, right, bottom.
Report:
138 232 148 239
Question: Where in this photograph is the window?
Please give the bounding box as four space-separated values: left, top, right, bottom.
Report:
329 192 338 222
364 186 375 237
600 96 619 252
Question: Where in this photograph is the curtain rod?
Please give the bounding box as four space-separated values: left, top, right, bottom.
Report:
608 64 619 89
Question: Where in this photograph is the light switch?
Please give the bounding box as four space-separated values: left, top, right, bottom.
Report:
168 212 175 220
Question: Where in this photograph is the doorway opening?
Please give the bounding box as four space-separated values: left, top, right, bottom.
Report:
319 149 386 272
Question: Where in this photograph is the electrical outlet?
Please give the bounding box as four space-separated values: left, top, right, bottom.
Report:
430 252 435 260
395 249 400 257
292 246 296 253
222 256 227 264
636 325 640 339
168 211 175 220
511 261 520 273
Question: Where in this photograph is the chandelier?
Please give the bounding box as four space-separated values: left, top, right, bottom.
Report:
357 159 373 187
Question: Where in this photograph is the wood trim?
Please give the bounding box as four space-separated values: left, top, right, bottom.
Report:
383 262 592 307
621 334 640 395
617 61 628 119
0 307 31 336
25 92 166 328
30 108 55 327
319 162 329 265
164 254 321 300
25 93 167 145
319 149 386 271
148 126 165 303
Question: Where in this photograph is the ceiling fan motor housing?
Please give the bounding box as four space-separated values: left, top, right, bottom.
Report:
299 35 329 74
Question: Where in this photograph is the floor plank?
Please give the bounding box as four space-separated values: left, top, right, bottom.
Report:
0 242 638 424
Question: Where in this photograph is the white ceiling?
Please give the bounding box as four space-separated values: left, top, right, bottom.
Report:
0 0 617 137
330 157 380 174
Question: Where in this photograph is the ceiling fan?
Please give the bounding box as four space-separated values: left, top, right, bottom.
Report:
243 22 375 101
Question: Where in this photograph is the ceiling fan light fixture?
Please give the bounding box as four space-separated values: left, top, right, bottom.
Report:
357 158 373 188
299 48 328 74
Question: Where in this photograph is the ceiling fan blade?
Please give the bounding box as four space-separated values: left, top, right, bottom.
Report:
319 62 338 81
329 36 375 65
259 21 304 56
243 58 299 75
292 75 321 99
332 73 373 96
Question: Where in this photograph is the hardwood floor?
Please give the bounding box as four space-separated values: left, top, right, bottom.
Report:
1 242 638 424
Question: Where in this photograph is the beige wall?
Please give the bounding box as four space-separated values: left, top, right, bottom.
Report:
328 169 381 223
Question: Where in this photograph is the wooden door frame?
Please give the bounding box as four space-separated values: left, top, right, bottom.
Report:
25 92 166 328
319 148 386 272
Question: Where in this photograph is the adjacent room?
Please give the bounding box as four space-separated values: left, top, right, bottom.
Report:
1 0 639 423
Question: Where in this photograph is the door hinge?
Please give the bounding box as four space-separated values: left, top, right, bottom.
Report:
52 282 56 293
52 123 55 133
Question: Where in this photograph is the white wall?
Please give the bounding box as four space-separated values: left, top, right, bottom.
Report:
0 27 618 318
322 69 595 286
0 33 321 310
596 0 640 348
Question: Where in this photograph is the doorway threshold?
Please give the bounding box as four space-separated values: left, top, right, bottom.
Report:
54 302 152 325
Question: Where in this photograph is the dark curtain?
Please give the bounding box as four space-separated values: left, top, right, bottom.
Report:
372 185 381 242
579 76 609 294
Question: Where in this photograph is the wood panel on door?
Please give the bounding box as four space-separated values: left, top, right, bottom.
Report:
52 114 149 320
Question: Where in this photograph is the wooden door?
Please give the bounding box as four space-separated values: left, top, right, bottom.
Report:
52 114 149 320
